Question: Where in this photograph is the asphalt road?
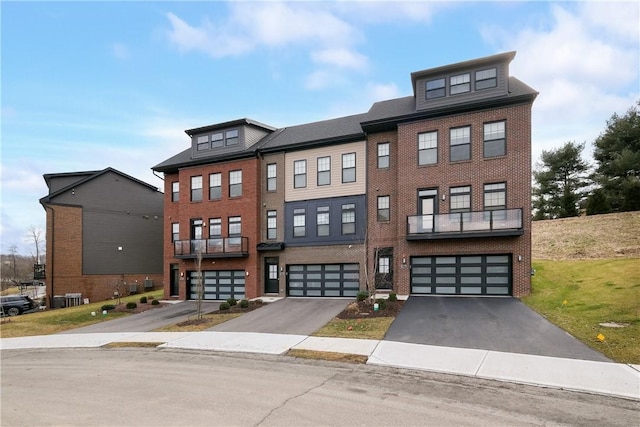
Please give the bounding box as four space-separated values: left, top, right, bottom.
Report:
384 296 611 361
2 348 637 426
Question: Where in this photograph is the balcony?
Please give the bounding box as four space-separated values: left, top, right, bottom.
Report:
407 208 523 240
173 237 249 259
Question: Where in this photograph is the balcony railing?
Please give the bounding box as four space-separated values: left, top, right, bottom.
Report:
173 237 249 259
407 208 523 240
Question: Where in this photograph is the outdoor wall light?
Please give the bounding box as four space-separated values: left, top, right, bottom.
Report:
117 246 123 251
518 255 523 262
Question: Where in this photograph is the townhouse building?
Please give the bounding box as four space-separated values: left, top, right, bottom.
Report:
153 51 537 301
39 168 164 305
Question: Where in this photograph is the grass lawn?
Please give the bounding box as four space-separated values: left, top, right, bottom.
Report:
523 258 639 364
153 313 243 332
312 317 395 340
0 290 163 338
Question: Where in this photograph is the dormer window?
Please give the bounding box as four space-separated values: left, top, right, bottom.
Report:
450 73 470 95
475 68 497 90
225 130 239 146
197 135 209 151
211 132 224 148
426 78 446 99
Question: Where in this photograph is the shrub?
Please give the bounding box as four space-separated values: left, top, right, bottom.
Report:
227 297 237 306
126 302 137 309
139 296 148 304
148 295 155 300
151 299 159 305
356 291 368 302
219 302 230 310
101 304 116 311
239 299 249 308
388 292 398 302
375 298 387 310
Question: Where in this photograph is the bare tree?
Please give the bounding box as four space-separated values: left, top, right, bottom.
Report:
113 276 126 306
27 225 44 264
194 248 204 320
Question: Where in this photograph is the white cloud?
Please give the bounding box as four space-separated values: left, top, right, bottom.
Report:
111 43 131 60
311 48 368 70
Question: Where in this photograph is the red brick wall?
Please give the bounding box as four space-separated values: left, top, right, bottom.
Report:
367 103 533 297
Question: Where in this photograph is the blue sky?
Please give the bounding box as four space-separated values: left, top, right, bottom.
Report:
2 1 639 255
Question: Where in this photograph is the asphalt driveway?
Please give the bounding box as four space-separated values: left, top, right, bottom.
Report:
384 296 610 362
209 298 351 335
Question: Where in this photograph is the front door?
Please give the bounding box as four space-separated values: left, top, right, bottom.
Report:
419 189 437 232
170 264 179 296
264 257 279 294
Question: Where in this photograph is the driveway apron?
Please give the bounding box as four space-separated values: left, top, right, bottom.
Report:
209 298 351 335
384 297 610 362
59 301 221 334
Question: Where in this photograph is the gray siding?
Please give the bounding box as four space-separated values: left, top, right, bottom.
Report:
244 125 270 147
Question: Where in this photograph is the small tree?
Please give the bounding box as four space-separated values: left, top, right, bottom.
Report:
585 188 612 215
194 247 204 320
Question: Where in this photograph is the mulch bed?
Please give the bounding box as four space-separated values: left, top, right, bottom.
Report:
336 299 404 319
112 299 169 314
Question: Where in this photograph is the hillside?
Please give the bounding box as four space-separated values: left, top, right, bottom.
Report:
532 211 640 260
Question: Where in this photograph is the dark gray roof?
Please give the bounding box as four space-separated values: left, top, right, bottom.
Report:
152 143 259 173
185 118 276 136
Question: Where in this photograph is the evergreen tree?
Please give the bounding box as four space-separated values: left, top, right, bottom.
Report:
533 142 590 219
593 101 640 212
585 188 611 215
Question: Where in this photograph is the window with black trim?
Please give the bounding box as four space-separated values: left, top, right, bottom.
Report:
209 218 222 237
475 68 497 90
294 160 306 188
196 135 209 151
211 132 224 148
316 206 330 236
229 170 242 197
342 153 356 183
450 186 471 223
191 176 203 202
484 121 506 158
267 210 277 240
293 208 306 237
426 78 445 99
317 156 331 186
171 182 179 202
377 196 390 222
484 182 506 221
450 126 471 162
171 223 179 242
377 143 389 168
450 73 470 95
266 163 276 192
225 129 239 146
228 216 242 236
209 173 221 200
418 131 438 165
341 203 356 235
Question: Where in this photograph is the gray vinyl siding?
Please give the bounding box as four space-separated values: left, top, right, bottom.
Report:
414 62 509 111
244 125 271 147
191 124 272 159
47 175 93 194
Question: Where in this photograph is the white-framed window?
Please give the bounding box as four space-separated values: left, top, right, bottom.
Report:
450 126 471 162
450 73 470 95
341 203 356 235
267 210 277 240
484 121 506 158
266 163 276 192
228 216 242 236
317 156 331 186
229 170 242 197
342 153 356 183
317 206 330 237
377 196 390 222
418 131 438 165
293 208 306 237
190 176 203 202
378 142 390 168
209 173 221 200
294 160 306 188
171 182 179 202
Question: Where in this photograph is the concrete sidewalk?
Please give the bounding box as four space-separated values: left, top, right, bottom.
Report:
1 332 638 401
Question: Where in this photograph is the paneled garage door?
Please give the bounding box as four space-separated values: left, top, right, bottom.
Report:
287 264 360 297
411 255 512 296
188 270 246 300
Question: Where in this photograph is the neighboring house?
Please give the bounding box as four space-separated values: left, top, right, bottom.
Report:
153 51 537 301
39 168 164 306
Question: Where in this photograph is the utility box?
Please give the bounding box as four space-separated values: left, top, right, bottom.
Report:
52 295 66 309
144 279 153 290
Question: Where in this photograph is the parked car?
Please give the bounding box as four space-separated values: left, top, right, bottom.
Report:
0 295 37 316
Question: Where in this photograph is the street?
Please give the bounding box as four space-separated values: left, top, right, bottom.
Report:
2 348 637 426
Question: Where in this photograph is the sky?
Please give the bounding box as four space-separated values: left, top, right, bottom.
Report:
1 1 639 255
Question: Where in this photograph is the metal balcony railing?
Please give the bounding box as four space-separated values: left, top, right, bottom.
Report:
406 208 523 240
173 237 249 258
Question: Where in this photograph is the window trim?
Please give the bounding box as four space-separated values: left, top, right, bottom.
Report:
229 170 242 198
484 182 507 211
171 223 179 242
426 78 446 99
450 73 471 95
294 160 307 189
316 206 330 237
225 129 239 146
418 131 438 165
377 142 390 169
483 120 506 158
293 208 306 237
211 132 224 148
377 195 390 222
450 186 471 213
171 182 179 202
341 203 356 235
190 176 203 202
267 210 277 240
266 163 277 192
228 216 242 236
196 135 209 151
209 173 221 200
475 68 497 90
342 153 356 183
209 218 222 238
317 156 331 186
450 126 471 162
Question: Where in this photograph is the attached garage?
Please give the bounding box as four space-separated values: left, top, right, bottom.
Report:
411 255 511 296
287 264 360 297
188 270 246 300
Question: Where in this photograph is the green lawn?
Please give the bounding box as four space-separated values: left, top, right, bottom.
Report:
523 258 639 364
0 290 163 338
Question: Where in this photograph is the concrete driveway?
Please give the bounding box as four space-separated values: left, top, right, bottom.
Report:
209 298 351 335
384 296 610 362
59 301 221 334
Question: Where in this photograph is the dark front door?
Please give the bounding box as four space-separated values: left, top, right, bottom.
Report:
418 189 438 233
264 257 279 294
170 264 179 296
